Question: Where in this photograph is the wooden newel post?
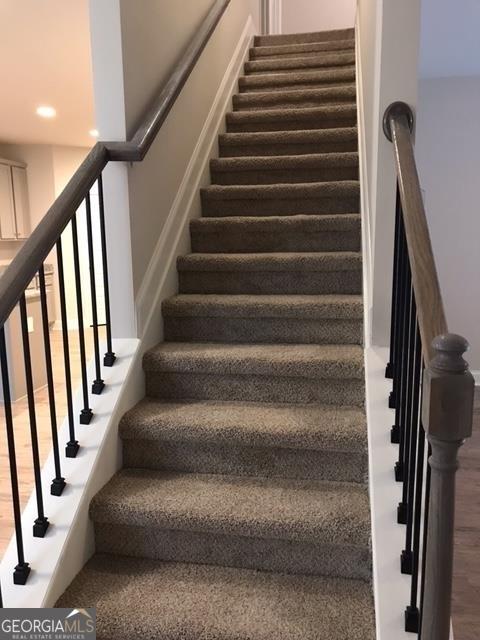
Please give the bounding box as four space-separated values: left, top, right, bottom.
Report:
420 334 474 640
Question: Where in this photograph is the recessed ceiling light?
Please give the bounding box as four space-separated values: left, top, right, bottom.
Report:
89 129 99 138
36 105 56 118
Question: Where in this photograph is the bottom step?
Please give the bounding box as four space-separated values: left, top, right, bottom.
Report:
57 554 376 640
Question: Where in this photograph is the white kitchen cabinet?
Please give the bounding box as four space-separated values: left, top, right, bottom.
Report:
11 166 30 238
0 159 30 240
0 163 17 239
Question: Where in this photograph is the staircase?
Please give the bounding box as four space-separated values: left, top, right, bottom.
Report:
58 27 376 639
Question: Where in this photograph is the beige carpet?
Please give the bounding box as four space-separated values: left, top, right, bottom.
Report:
57 26 375 639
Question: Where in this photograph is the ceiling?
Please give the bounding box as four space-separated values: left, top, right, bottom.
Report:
0 0 95 147
419 0 480 78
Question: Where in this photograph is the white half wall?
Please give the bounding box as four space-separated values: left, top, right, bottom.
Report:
280 0 356 34
416 76 480 372
356 0 421 347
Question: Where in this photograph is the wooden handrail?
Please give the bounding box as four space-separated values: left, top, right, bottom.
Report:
384 101 447 365
384 101 475 640
0 0 230 328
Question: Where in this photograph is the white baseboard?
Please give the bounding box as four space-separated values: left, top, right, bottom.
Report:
135 16 254 337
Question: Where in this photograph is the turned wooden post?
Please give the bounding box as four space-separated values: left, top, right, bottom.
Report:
420 334 474 640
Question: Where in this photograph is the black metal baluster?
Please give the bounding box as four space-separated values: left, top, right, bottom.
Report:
397 289 416 524
390 214 407 422
394 254 412 482
19 294 49 538
386 188 401 380
97 174 116 366
389 198 405 410
405 413 427 634
71 214 93 424
85 192 104 394
418 444 432 639
57 238 79 457
0 326 31 584
38 265 66 496
400 322 421 552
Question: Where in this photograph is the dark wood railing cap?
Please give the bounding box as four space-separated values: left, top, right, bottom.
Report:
385 102 448 365
430 334 470 373
383 101 414 142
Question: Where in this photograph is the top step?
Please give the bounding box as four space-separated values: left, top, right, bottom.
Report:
254 28 355 48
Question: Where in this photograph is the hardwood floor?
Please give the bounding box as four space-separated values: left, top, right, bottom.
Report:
0 327 105 556
452 387 480 640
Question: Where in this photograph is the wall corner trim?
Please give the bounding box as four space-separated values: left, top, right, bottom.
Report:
355 16 373 349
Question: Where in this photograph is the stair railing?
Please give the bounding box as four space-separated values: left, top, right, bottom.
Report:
383 101 474 640
0 0 230 601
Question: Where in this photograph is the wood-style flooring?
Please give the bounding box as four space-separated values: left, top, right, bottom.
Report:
452 388 480 640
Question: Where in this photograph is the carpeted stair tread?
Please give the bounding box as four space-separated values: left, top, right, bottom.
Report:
211 152 358 171
192 212 360 233
254 28 355 47
57 555 375 640
210 152 358 185
177 253 362 296
219 127 358 156
238 68 355 93
190 214 361 252
120 400 367 482
201 181 359 216
226 105 357 133
163 294 363 346
163 293 363 319
90 469 370 548
233 85 356 110
202 181 359 200
143 342 364 379
58 25 373 634
120 398 366 452
178 251 362 272
245 53 355 74
250 39 355 60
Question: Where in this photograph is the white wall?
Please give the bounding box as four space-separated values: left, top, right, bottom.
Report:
119 0 213 135
356 0 421 347
416 76 480 372
281 0 356 34
419 0 480 79
90 0 260 338
118 0 258 297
